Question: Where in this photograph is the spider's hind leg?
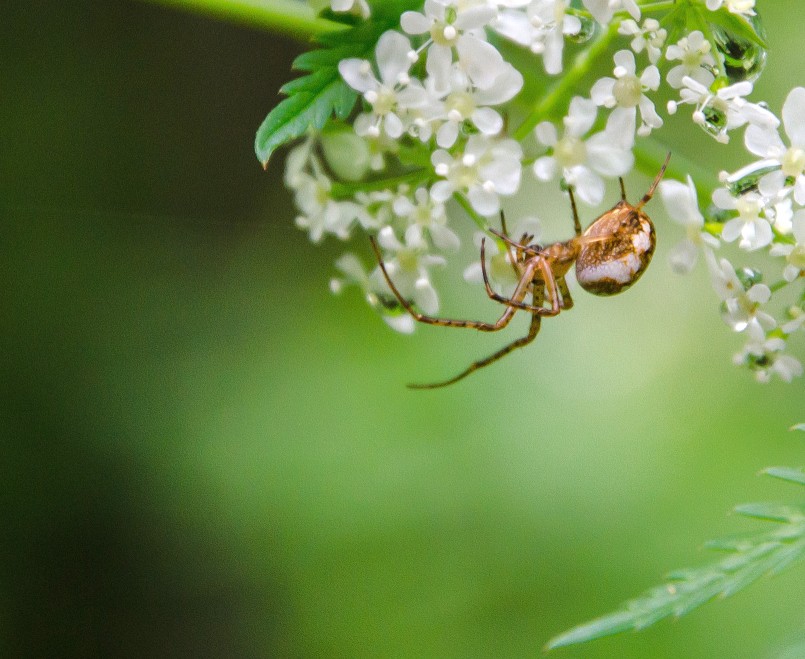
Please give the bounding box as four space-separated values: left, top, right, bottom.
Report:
408 282 544 389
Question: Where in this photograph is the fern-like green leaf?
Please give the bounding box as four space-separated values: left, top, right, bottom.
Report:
763 467 805 487
546 470 805 650
254 0 421 167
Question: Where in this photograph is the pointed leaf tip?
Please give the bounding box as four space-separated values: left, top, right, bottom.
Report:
545 611 636 650
762 467 805 487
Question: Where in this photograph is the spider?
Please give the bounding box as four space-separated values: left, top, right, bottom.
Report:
369 154 671 389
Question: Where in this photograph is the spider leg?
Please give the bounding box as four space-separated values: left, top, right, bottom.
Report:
370 236 535 332
567 186 582 237
499 209 511 238
488 227 538 255
408 283 544 389
498 211 521 279
408 257 561 389
619 177 627 202
557 276 574 310
480 242 564 313
637 151 671 208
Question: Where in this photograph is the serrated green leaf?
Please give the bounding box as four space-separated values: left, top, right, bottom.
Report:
763 466 805 487
735 503 805 523
255 80 357 167
293 46 358 71
254 0 421 167
280 68 337 95
705 8 768 49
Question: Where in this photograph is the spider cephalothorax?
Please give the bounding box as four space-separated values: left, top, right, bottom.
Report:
370 153 670 388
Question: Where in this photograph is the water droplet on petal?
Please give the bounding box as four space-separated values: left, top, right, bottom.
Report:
566 16 597 44
697 104 729 141
736 267 763 289
724 161 781 196
711 14 767 84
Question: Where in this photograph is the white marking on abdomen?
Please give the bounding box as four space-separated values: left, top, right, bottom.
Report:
577 252 641 285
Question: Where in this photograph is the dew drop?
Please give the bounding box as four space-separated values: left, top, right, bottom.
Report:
711 14 767 84
736 267 763 289
697 103 729 141
724 161 781 196
566 16 597 44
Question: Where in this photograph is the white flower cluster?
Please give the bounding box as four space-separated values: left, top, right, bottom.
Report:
279 0 802 381
659 87 805 382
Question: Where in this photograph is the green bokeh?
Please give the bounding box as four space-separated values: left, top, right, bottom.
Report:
1 2 803 657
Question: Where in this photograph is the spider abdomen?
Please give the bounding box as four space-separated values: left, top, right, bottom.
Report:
575 203 656 296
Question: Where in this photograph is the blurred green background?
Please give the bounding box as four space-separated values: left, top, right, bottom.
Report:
2 2 804 657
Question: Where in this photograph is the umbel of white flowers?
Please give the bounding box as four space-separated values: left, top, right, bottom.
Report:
282 0 802 383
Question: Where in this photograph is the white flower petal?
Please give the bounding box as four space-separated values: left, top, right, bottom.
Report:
430 224 461 251
472 107 503 135
338 58 377 93
456 35 505 90
400 11 431 35
384 112 404 139
426 43 453 95
795 176 805 206
604 107 636 149
659 177 703 226
614 49 636 75
668 238 699 274
533 156 557 181
744 125 784 158
586 134 633 176
384 313 415 334
468 187 500 216
590 77 616 106
535 121 558 147
783 87 805 147
721 217 743 242
758 170 786 199
436 121 459 148
454 5 497 30
568 166 605 205
565 96 597 137
430 180 454 203
414 278 439 314
376 31 412 86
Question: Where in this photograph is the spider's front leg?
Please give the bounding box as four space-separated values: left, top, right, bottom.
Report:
479 238 550 313
479 241 566 318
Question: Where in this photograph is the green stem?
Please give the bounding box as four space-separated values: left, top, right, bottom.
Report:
513 22 619 141
137 0 342 43
330 168 430 199
769 278 793 294
453 194 491 232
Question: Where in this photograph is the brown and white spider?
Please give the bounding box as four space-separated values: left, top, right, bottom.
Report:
369 154 671 389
